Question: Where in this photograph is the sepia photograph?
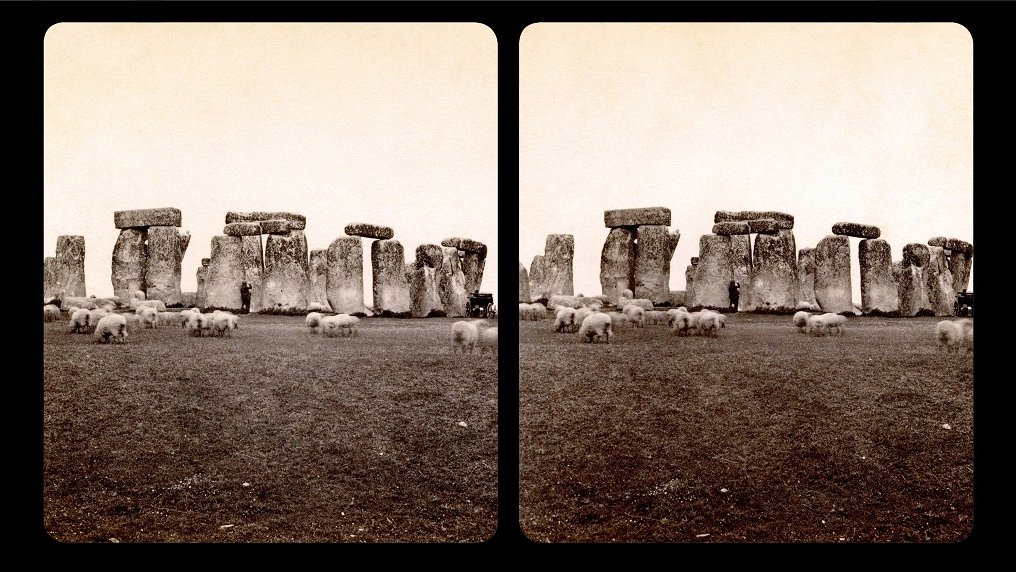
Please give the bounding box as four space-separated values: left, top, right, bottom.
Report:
43 22 498 543
518 22 973 542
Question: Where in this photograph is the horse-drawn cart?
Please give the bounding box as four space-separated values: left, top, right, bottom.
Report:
467 292 496 318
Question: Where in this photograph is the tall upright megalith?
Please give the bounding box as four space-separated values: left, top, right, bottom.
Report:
407 244 445 318
599 227 636 304
897 243 932 317
262 230 309 311
542 234 575 299
634 225 680 305
111 229 146 301
112 208 187 303
204 236 245 310
308 249 330 310
929 237 973 294
813 235 852 314
859 238 898 314
925 246 956 317
44 257 58 299
519 262 531 303
691 234 733 309
528 255 547 302
749 229 797 311
240 235 265 312
55 236 86 298
730 234 752 311
685 258 698 307
145 226 189 305
326 236 370 315
796 248 818 307
439 246 469 318
371 239 411 316
196 258 209 308
456 239 488 294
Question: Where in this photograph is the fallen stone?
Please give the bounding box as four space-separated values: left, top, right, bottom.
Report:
634 225 680 305
712 221 750 236
111 229 146 302
832 222 881 239
223 222 263 236
859 239 898 313
604 207 671 228
715 210 794 229
814 235 852 313
371 239 411 316
345 223 394 240
599 227 636 304
749 229 798 311
114 207 182 229
326 236 371 315
262 230 309 311
519 262 531 303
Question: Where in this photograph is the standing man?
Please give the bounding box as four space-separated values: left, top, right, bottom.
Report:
240 281 252 314
728 280 741 312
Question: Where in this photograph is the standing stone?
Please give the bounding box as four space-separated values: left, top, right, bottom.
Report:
897 263 931 317
44 257 58 299
308 249 330 311
859 239 899 314
204 236 245 310
749 229 798 311
461 245 487 294
55 236 86 298
813 235 852 314
730 234 752 311
111 228 146 302
263 230 309 311
797 248 818 307
948 251 973 294
240 235 265 312
542 234 575 298
903 243 931 267
634 225 680 305
439 246 469 317
691 234 733 310
196 265 208 308
371 239 411 316
145 226 187 306
925 246 956 317
407 246 445 318
326 236 371 315
599 227 636 304
685 260 698 305
519 262 531 303
529 255 547 301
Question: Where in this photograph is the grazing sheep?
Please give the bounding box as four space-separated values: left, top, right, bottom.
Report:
666 307 687 328
133 290 146 301
44 304 61 322
529 302 548 321
697 310 726 337
573 307 594 332
179 309 196 327
479 326 498 354
937 319 973 353
819 313 846 336
93 313 128 344
806 314 829 336
306 312 324 333
212 312 239 337
122 312 143 332
578 312 613 343
608 311 630 330
333 314 360 337
554 307 576 333
185 311 212 337
623 305 645 328
793 311 811 332
86 308 110 333
157 311 177 326
450 320 480 353
69 308 91 333
138 307 158 329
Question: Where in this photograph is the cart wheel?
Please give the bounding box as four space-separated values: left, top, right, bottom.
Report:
486 303 494 318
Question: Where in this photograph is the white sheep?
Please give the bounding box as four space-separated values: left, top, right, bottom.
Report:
478 326 498 354
44 304 62 322
133 290 146 301
666 307 687 328
450 320 480 353
86 308 110 333
138 306 159 329
623 305 645 328
578 311 613 343
697 310 726 337
212 312 240 337
573 307 594 332
179 309 196 328
333 314 360 337
122 312 143 332
93 313 128 344
819 313 846 336
608 311 630 330
961 319 973 351
528 302 547 321
554 307 576 333
69 308 91 333
806 314 828 336
185 311 211 337
157 311 177 326
936 319 973 353
793 311 811 333
306 311 324 333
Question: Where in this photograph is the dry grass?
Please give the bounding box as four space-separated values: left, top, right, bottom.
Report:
519 313 973 543
44 314 498 543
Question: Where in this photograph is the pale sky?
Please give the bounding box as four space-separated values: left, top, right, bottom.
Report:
45 23 498 304
520 23 973 302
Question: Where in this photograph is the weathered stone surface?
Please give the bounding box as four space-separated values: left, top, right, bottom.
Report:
691 257 700 265
712 221 750 236
145 226 188 306
307 249 330 311
691 234 733 309
796 248 818 307
715 211 794 229
439 246 469 317
44 257 58 299
599 227 636 304
204 236 245 310
462 249 487 294
746 219 780 235
519 262 531 303
240 235 265 312
749 229 798 311
542 234 575 298
226 211 306 230
903 243 930 267
814 235 852 314
441 237 463 249
730 234 752 311
259 220 292 235
407 260 445 318
196 265 208 307
371 239 411 316
326 236 371 316
604 207 671 228
670 290 686 307
634 225 681 305
55 235 86 298
859 239 898 313
927 236 946 248
528 255 547 302
114 208 181 229
179 292 197 308
547 294 584 310
897 261 931 317
949 251 973 293
416 244 444 269
346 223 394 240
925 246 956 317
224 222 263 236
685 263 696 305
262 230 309 311
833 222 881 239
111 229 145 302
459 239 487 255
944 238 973 255
201 258 210 267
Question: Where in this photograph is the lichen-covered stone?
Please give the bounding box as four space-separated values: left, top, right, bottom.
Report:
259 220 292 235
685 262 697 305
407 260 444 318
240 235 264 312
542 234 575 298
832 222 881 239
604 207 671 228
462 249 487 294
634 225 680 305
949 251 973 293
897 261 931 317
730 234 752 311
925 246 955 317
55 235 86 298
196 265 208 308
114 207 181 229
903 243 930 267
599 227 636 304
326 236 371 315
944 238 973 255
691 234 733 309
439 246 469 317
371 239 411 316
416 244 444 269
859 239 898 313
44 257 58 299
746 219 780 235
459 239 487 255
528 255 547 301
262 230 309 311
226 211 306 230
307 249 330 311
345 223 394 240
796 247 818 307
749 229 797 311
519 262 531 303
712 221 750 236
111 228 145 302
145 226 186 305
814 235 852 314
204 236 244 310
715 211 794 229
224 222 264 236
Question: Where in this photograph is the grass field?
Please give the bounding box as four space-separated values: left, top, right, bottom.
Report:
43 313 498 543
519 312 973 543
